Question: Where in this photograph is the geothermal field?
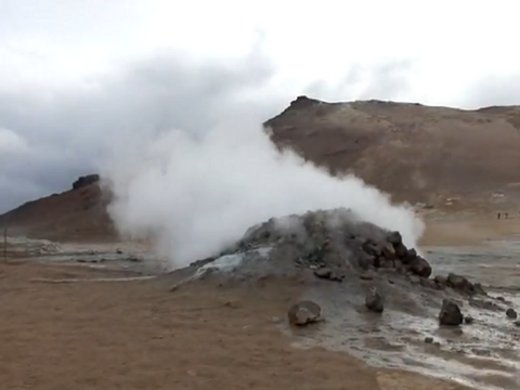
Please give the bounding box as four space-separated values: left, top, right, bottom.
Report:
1 98 519 390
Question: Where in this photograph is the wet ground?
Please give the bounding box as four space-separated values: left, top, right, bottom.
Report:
290 240 520 390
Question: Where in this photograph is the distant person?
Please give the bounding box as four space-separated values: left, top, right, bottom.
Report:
497 212 501 220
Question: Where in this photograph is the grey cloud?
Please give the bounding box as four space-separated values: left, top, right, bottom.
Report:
0 52 278 212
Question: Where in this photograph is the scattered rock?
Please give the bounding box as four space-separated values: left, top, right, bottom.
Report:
314 267 332 279
446 273 481 295
116 248 123 254
288 301 322 326
359 273 374 281
424 337 434 344
408 256 432 278
313 267 344 282
365 288 384 313
514 320 520 327
506 308 517 319
434 275 448 285
439 299 463 326
464 315 474 324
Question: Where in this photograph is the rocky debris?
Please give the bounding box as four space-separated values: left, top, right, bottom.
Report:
446 273 485 295
431 273 487 295
313 267 344 282
365 288 384 313
464 315 474 324
439 299 463 326
434 275 448 286
424 337 434 344
288 301 322 326
514 320 520 327
408 256 432 278
506 308 518 319
72 174 100 190
419 278 437 289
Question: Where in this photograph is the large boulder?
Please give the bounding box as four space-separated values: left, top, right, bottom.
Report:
506 308 517 319
439 299 463 326
288 301 322 326
408 256 432 278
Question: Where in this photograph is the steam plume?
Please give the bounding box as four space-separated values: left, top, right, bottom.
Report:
104 110 423 268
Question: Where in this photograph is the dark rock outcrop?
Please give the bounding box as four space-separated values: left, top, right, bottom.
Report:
72 174 100 190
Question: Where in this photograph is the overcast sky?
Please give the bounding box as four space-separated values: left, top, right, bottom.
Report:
1 0 520 212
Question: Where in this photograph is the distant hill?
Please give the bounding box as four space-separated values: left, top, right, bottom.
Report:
266 96 520 211
0 175 117 242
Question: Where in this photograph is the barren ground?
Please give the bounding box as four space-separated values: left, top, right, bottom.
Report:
0 260 468 390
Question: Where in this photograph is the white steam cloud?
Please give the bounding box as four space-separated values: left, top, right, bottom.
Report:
105 112 424 268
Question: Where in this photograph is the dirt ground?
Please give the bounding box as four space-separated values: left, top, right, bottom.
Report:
420 212 520 246
0 261 468 390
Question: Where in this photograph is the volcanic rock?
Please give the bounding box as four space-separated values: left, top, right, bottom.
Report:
506 308 518 319
408 256 432 278
393 242 408 259
72 174 100 190
387 231 402 245
439 299 463 326
313 267 344 282
402 248 417 264
446 273 479 295
365 288 384 313
288 301 322 326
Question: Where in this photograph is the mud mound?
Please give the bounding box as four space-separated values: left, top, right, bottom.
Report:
192 208 435 284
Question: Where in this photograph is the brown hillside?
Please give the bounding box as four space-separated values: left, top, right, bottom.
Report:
266 96 520 211
1 176 116 242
